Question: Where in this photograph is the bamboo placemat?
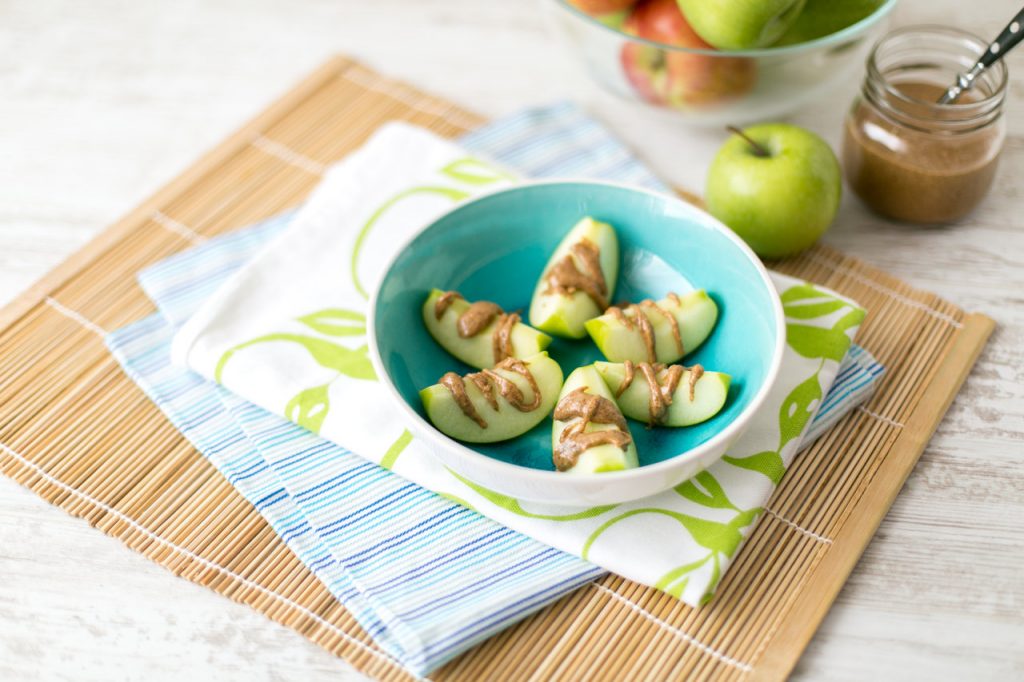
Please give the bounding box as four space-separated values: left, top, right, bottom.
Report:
0 56 994 681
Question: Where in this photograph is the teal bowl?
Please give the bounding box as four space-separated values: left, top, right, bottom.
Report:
369 181 784 504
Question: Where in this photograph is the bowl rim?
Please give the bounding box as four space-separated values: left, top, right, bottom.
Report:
367 179 786 486
550 0 899 58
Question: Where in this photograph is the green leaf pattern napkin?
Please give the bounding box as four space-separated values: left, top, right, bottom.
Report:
173 123 864 605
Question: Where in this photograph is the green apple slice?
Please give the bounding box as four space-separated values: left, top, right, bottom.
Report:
584 290 718 364
595 361 731 427
552 365 638 473
420 352 563 444
529 217 619 339
423 289 551 369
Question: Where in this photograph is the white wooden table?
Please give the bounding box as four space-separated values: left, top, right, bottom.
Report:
2 1 1021 679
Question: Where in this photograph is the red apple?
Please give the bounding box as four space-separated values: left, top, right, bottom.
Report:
568 0 637 15
620 0 756 108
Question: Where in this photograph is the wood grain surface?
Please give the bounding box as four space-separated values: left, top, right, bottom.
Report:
1 1 1021 681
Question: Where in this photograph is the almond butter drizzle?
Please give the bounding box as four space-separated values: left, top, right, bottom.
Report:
478 358 542 412
467 372 498 411
457 300 503 338
434 291 463 320
435 291 520 363
638 362 682 426
604 296 684 363
552 386 631 471
608 305 630 326
615 361 705 426
686 364 704 402
439 357 542 430
615 360 637 398
439 371 486 428
632 302 657 362
641 299 683 356
543 238 609 310
492 312 520 365
604 302 656 362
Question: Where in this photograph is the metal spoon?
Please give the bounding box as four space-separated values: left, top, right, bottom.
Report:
938 6 1024 104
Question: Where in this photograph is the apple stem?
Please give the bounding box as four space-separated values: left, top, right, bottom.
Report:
726 125 770 158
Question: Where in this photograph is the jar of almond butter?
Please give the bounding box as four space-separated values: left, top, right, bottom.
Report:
842 26 1008 224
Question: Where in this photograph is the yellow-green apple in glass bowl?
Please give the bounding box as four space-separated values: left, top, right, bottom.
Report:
546 0 898 125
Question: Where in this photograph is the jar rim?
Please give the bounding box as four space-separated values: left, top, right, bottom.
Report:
866 24 1008 118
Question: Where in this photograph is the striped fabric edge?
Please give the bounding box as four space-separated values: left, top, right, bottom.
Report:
218 387 603 670
804 345 885 444
459 102 669 192
104 317 423 669
138 212 293 327
106 314 603 674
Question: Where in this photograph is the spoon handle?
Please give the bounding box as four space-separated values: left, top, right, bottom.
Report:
939 8 1024 104
977 7 1024 69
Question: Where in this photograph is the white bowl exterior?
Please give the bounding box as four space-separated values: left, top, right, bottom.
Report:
368 180 786 508
409 419 743 504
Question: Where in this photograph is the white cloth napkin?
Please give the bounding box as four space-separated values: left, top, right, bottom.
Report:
173 123 864 605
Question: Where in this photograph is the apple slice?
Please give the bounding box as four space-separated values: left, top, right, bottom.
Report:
423 289 551 369
595 361 730 426
584 289 717 364
552 365 638 473
420 353 563 444
529 217 619 339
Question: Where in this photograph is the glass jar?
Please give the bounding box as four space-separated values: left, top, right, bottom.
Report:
842 26 1007 224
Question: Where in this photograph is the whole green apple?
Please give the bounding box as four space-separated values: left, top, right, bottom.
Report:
676 0 807 50
705 123 840 259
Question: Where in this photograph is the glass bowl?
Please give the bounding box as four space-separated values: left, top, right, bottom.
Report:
544 0 898 125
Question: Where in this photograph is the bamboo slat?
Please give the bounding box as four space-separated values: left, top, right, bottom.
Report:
0 57 994 682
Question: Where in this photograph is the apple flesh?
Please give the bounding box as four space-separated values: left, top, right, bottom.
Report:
620 0 755 108
706 123 841 259
584 290 718 364
595 361 730 426
553 365 638 473
529 217 619 340
423 289 551 369
420 352 563 444
676 0 807 50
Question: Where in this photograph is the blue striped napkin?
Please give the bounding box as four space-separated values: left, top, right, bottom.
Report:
108 103 882 674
